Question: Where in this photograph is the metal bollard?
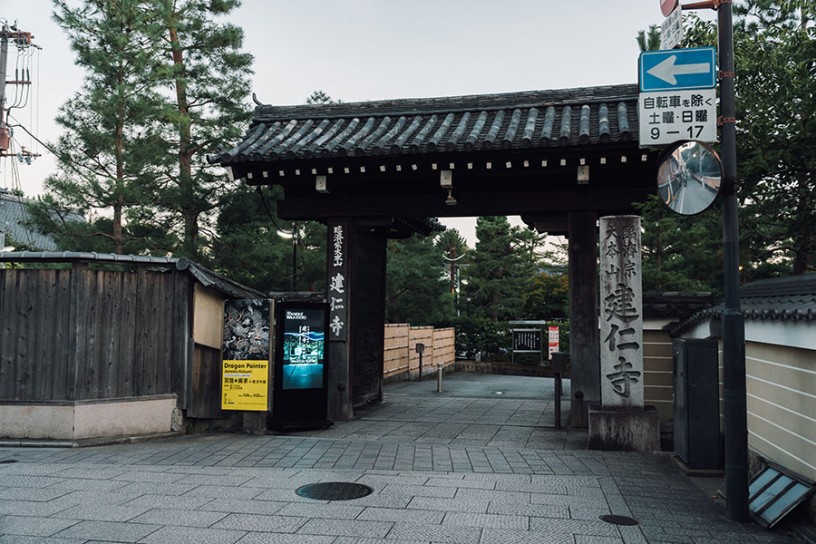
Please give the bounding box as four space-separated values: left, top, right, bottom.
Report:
437 366 443 393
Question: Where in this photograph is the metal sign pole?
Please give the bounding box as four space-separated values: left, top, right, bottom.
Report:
716 0 749 522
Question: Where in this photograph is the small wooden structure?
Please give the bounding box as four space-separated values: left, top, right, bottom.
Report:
0 252 263 440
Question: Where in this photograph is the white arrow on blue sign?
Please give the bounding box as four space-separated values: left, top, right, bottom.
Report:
639 47 717 92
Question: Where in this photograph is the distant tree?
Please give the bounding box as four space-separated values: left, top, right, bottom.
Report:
522 272 569 319
635 195 723 294
436 228 468 313
465 216 542 322
212 185 326 293
305 90 335 104
212 186 290 292
37 0 253 258
636 24 662 51
385 234 453 326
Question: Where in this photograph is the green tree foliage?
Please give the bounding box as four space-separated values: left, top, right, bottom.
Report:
636 24 662 51
636 3 815 286
154 0 254 259
385 233 453 326
733 1 816 275
211 185 290 292
635 195 723 293
31 1 167 254
522 272 569 319
35 0 253 258
212 185 326 293
464 216 542 322
305 90 334 104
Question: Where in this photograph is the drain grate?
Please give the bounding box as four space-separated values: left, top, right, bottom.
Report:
599 514 639 526
296 482 374 501
0 459 17 464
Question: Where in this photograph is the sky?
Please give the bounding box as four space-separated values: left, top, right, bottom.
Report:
0 1 716 245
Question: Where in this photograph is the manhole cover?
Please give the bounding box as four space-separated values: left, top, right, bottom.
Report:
0 460 17 464
599 514 639 526
296 482 374 501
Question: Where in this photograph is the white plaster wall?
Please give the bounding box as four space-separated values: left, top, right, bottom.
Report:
0 396 177 440
73 397 177 440
0 404 75 439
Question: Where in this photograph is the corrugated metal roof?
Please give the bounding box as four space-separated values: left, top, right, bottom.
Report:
213 84 639 165
0 190 65 250
672 275 816 335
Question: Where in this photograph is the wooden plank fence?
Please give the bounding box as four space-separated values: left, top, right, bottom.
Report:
384 324 455 380
0 263 188 402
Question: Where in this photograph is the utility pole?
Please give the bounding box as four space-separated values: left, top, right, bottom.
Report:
682 0 748 521
0 22 37 159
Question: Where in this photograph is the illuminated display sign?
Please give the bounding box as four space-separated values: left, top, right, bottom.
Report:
281 308 327 390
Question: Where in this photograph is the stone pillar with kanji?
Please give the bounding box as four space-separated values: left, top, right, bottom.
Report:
599 215 644 408
589 215 658 453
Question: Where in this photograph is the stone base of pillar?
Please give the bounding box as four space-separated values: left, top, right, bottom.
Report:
587 404 660 453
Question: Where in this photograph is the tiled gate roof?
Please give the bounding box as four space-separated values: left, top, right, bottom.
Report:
214 84 640 165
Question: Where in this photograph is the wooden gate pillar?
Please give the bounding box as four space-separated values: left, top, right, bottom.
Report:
568 211 600 428
326 220 387 421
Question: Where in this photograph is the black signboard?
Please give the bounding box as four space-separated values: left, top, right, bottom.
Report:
512 329 542 352
272 301 331 430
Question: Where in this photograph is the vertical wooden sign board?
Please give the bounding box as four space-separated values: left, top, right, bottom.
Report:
326 221 351 420
328 223 348 342
599 216 644 409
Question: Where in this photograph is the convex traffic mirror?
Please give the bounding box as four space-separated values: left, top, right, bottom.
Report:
657 140 722 215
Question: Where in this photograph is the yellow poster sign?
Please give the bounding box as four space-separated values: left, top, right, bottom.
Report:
221 360 269 411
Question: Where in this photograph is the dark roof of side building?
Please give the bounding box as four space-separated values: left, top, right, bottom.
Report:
0 251 265 300
0 189 80 251
212 84 639 165
672 275 816 335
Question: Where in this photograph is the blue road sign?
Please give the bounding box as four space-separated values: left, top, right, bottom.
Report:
639 47 717 92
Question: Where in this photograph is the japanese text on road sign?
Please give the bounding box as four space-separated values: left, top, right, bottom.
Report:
638 88 717 147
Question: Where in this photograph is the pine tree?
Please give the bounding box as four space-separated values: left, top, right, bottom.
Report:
32 0 167 254
153 0 254 259
385 234 453 326
465 216 542 322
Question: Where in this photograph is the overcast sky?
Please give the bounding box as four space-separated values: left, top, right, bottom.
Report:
1 1 715 244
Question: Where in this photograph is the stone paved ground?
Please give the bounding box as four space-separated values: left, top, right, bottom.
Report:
0 374 799 543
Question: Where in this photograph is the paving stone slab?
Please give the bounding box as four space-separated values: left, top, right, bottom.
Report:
0 536 88 544
0 514 80 537
138 525 246 544
50 503 150 522
236 533 335 544
297 518 393 538
442 511 528 530
196 498 287 516
357 506 445 524
387 521 482 544
52 520 162 542
212 513 307 533
130 507 228 527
